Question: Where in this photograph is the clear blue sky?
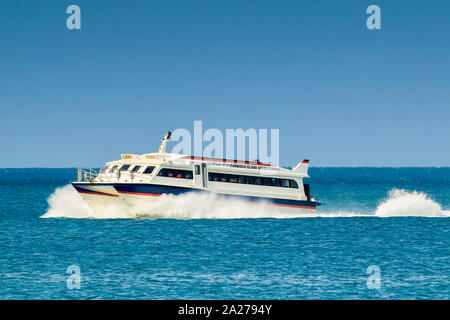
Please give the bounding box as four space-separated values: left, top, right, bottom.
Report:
0 0 449 167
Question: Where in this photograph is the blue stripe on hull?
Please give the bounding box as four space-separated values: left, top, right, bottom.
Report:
72 183 318 209
72 184 118 197
112 183 318 209
115 183 197 196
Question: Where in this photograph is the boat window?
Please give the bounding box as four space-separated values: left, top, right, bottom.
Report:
245 176 255 184
208 172 298 189
281 179 290 188
195 165 200 175
120 165 131 171
143 166 155 174
131 165 141 173
109 165 118 173
208 172 219 181
157 168 193 179
271 178 281 187
263 178 272 186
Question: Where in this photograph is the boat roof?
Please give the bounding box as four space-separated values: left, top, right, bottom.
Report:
103 131 309 177
105 152 309 178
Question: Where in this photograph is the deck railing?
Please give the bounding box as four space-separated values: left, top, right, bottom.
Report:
77 168 99 182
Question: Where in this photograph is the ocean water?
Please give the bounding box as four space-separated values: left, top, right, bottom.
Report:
0 168 449 299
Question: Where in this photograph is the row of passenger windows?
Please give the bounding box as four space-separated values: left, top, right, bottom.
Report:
208 172 299 188
103 165 192 179
103 165 297 188
104 165 153 174
158 168 193 179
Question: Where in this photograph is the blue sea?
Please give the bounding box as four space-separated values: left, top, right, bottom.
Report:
0 168 448 299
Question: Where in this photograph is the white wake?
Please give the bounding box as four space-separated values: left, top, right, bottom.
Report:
41 185 449 219
374 189 449 217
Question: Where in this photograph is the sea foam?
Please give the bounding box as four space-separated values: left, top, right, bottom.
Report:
374 189 449 217
41 185 449 219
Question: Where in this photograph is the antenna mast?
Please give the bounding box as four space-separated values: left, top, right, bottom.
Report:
158 131 172 153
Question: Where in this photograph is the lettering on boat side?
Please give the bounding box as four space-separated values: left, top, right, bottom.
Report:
211 162 280 172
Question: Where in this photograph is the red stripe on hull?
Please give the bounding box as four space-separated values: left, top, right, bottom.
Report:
267 202 316 209
117 191 162 197
244 200 316 210
77 190 119 197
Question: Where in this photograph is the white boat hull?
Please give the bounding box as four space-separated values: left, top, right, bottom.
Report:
73 182 319 217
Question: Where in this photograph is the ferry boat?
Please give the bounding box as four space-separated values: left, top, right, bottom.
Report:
72 132 320 215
